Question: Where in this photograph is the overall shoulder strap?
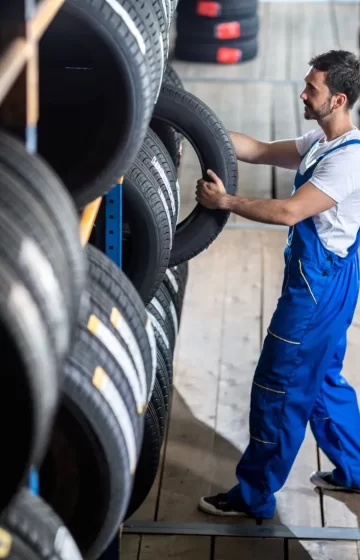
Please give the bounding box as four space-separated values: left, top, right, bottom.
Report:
317 139 360 162
300 138 320 160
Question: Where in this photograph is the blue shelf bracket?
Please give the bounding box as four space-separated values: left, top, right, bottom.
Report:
105 178 123 269
99 176 123 560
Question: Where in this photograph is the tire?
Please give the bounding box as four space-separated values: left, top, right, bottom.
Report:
177 0 258 19
37 0 153 209
86 245 156 402
0 163 74 347
163 263 189 324
146 303 173 386
155 345 172 416
150 64 184 168
0 488 83 560
151 283 178 351
40 325 143 560
141 128 179 229
0 261 58 512
164 62 184 88
0 206 70 364
152 84 238 266
174 36 258 63
124 400 162 519
83 289 147 415
0 130 85 325
122 158 172 304
176 13 259 41
131 0 165 103
151 377 167 438
150 0 170 59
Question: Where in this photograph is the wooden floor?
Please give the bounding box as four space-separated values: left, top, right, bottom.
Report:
122 3 360 559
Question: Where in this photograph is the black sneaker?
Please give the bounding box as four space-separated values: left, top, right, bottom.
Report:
310 471 360 493
198 493 248 517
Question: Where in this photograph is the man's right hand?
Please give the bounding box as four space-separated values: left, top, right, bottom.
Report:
228 131 301 170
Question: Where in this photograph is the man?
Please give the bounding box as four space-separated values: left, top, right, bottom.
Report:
196 49 360 520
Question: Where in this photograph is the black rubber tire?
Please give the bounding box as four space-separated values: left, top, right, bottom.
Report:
177 0 257 19
164 62 184 88
0 130 85 324
150 0 170 59
0 164 74 343
150 63 184 168
151 377 167 438
40 325 142 560
155 345 172 416
163 262 189 324
141 128 179 231
0 488 84 560
0 207 70 364
83 281 147 415
154 282 178 350
0 261 58 513
131 0 165 103
37 0 153 209
86 244 157 403
146 302 173 386
122 158 172 304
176 13 259 41
124 400 162 519
174 36 258 63
152 84 238 266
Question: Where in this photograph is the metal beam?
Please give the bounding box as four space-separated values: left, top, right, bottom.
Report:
124 521 360 541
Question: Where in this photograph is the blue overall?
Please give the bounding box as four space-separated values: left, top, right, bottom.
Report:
227 139 360 519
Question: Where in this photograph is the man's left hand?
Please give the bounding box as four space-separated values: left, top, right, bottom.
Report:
196 169 227 210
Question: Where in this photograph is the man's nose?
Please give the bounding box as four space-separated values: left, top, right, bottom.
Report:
300 90 307 100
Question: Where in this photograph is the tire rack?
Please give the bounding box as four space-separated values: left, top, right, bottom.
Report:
0 2 121 558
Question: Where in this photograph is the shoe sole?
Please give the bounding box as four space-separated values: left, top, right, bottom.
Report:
310 473 360 493
198 497 247 517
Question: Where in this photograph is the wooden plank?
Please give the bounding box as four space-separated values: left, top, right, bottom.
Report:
171 3 268 81
211 229 262 525
262 3 291 81
32 0 65 41
138 536 211 560
215 536 284 560
0 39 30 106
178 82 272 223
273 83 299 199
288 540 359 560
262 231 322 527
121 535 141 560
156 235 228 522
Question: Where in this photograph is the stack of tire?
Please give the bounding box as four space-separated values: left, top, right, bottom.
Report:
37 244 190 559
0 131 86 559
0 0 239 557
174 0 259 63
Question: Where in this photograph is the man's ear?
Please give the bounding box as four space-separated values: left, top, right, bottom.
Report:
334 92 348 110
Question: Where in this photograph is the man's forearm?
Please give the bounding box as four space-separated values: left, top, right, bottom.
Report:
220 194 294 226
228 131 266 164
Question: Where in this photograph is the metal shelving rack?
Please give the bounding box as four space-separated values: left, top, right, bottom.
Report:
0 2 121 558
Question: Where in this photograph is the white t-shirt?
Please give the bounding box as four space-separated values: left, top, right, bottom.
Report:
294 127 360 257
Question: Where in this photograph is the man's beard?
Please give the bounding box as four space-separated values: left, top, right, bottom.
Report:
304 98 334 120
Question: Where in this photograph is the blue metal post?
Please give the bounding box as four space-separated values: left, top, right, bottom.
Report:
104 181 123 268
99 178 123 560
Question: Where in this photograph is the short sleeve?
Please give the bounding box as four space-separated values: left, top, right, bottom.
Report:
309 150 360 203
295 129 322 156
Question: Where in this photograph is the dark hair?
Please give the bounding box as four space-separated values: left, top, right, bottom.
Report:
309 50 360 109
